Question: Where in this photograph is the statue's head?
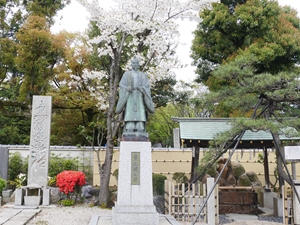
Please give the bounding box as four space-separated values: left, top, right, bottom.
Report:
131 56 140 70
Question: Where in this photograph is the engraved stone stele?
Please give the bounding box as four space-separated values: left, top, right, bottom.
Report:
112 142 159 225
28 96 52 187
0 147 9 180
16 96 53 207
173 128 180 148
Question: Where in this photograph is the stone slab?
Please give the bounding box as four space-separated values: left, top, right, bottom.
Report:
0 209 22 224
2 209 40 225
14 189 24 206
263 191 277 209
28 96 52 187
2 190 13 200
42 188 50 206
273 197 283 217
24 196 42 206
89 214 182 225
0 147 9 180
112 211 159 225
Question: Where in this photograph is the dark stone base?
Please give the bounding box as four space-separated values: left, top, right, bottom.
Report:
219 204 259 214
219 191 259 214
122 132 149 142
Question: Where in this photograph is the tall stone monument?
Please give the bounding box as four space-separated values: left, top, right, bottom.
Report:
28 96 52 187
15 96 52 206
113 57 159 225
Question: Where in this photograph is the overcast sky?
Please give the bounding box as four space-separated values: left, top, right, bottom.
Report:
51 0 300 82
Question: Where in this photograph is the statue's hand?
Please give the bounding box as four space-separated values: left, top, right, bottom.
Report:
127 87 132 92
138 87 145 95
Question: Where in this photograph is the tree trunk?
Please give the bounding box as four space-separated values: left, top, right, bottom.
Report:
273 132 291 188
98 143 113 206
98 55 121 206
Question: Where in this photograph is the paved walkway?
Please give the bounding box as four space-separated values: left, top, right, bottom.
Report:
0 207 40 225
0 203 282 225
89 214 184 225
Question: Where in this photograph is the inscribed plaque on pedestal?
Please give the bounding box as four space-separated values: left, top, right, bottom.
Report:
131 152 140 185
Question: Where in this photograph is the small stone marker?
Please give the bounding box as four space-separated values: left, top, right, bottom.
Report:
173 128 180 148
0 147 9 180
284 146 300 161
28 96 52 187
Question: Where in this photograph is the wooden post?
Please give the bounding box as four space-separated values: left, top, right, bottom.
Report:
263 147 271 191
190 145 200 183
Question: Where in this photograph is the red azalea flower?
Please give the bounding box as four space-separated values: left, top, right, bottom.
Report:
56 171 86 195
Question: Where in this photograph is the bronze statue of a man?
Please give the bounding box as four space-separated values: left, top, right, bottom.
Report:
116 56 155 137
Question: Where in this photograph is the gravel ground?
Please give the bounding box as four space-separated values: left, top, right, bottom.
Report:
27 204 111 225
218 214 283 224
26 205 284 225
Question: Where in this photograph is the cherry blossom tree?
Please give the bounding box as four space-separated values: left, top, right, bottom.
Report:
79 0 216 205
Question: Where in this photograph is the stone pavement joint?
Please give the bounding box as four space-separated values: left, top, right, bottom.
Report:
0 208 41 225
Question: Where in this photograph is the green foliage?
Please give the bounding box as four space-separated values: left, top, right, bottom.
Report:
238 174 252 186
112 169 119 182
147 105 178 147
8 173 26 188
192 0 300 83
59 199 75 206
172 172 188 185
195 150 219 181
152 174 167 195
16 16 65 103
48 176 56 187
48 153 79 178
0 177 7 193
192 1 300 119
8 152 24 182
50 110 89 146
151 76 176 108
100 203 107 209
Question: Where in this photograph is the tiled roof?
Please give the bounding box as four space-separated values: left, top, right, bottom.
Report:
172 117 299 141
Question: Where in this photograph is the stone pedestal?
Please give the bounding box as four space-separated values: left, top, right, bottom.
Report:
262 190 277 209
273 196 283 217
15 188 24 206
112 141 159 225
42 188 50 206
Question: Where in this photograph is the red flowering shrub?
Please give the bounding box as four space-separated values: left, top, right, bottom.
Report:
56 170 86 195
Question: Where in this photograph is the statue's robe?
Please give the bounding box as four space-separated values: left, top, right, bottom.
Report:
116 70 154 123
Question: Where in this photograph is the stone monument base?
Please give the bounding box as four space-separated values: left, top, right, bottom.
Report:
112 141 159 225
112 205 159 225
